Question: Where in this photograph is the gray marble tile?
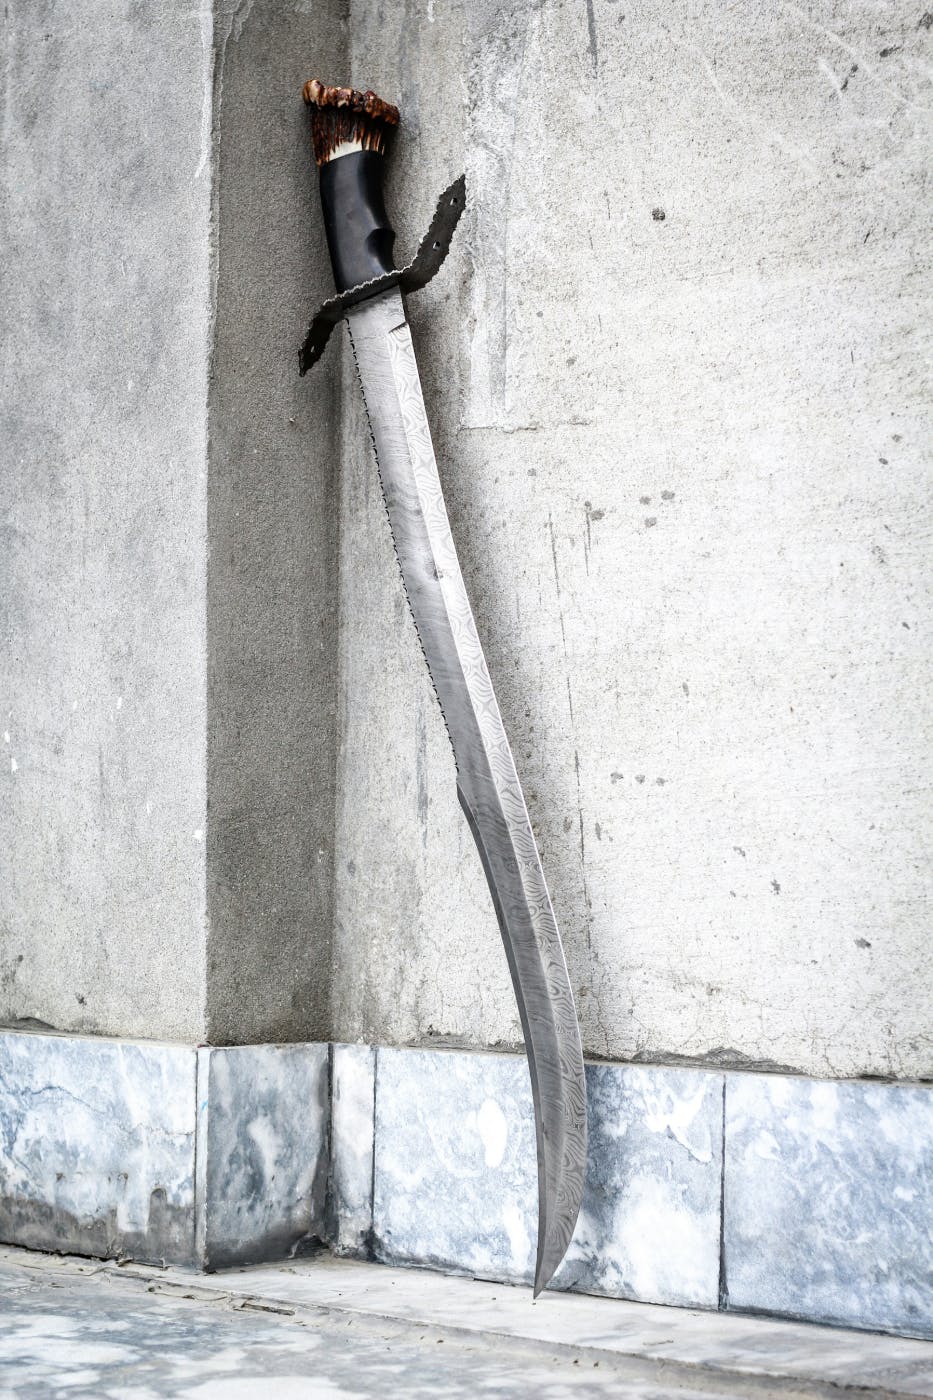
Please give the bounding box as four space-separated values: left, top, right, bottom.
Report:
724 1073 933 1338
197 1042 329 1269
0 1030 196 1264
556 1063 723 1308
373 1047 538 1282
372 1047 723 1307
330 1043 375 1256
5 1025 929 1340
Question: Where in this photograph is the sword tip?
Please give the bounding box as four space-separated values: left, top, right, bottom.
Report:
532 1225 558 1299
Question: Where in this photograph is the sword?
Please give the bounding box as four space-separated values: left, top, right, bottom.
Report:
300 80 587 1296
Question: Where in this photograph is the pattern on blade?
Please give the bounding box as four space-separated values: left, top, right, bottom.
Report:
372 311 587 1289
345 315 457 761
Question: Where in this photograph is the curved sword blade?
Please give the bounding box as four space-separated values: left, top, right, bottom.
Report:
346 288 587 1294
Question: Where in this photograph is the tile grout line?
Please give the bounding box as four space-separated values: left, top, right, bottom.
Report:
366 1045 378 1260
718 1074 728 1311
324 1042 336 1247
193 1046 202 1267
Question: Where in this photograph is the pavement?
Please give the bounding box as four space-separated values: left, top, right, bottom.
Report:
0 1245 931 1398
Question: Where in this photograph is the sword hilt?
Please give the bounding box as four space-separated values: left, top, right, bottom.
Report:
303 79 400 295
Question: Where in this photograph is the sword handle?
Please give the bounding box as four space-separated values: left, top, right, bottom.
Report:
303 79 400 295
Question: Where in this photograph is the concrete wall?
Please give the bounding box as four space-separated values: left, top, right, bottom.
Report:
204 1 344 1043
1 0 343 1044
1 0 212 1041
3 1 929 1073
331 0 932 1079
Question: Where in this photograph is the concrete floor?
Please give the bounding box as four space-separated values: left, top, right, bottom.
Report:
0 1246 931 1399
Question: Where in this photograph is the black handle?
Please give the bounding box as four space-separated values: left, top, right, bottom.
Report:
303 80 401 295
318 151 396 293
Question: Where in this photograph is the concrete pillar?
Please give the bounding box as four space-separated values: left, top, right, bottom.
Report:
1 0 345 1044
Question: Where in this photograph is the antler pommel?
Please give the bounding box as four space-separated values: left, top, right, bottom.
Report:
302 79 400 166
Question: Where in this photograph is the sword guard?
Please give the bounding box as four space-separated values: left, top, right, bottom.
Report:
300 80 465 375
299 175 466 375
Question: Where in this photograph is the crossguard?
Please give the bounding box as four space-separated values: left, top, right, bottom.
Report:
300 80 465 374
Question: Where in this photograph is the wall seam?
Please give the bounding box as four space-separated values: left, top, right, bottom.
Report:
201 0 224 1045
366 1043 378 1260
717 1075 728 1311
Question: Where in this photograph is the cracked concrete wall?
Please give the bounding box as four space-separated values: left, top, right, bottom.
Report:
1 0 344 1043
330 0 932 1078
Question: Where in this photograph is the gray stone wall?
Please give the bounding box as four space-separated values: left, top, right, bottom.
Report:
204 2 343 1043
331 0 933 1078
1 0 213 1041
1 0 343 1043
2 2 930 1074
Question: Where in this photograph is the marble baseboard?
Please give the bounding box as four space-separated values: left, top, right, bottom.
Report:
0 1030 329 1269
1 1028 930 1338
0 1031 197 1265
331 1044 932 1339
329 1044 375 1257
367 1049 723 1309
555 1062 723 1308
196 1043 330 1270
724 1074 933 1339
372 1047 541 1284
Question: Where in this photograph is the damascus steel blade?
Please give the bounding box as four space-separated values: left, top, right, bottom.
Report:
346 288 587 1294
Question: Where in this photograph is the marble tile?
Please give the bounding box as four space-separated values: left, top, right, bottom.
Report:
373 1047 538 1282
0 1030 196 1264
4 1025 930 1340
329 1043 375 1256
724 1073 933 1338
196 1042 330 1269
556 1063 723 1308
372 1048 723 1307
